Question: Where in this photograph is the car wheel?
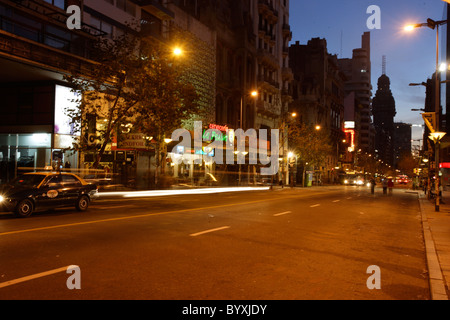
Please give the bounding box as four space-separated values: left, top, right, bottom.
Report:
15 199 34 218
76 195 89 212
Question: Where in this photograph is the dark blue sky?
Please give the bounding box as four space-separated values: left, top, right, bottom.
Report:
289 0 447 144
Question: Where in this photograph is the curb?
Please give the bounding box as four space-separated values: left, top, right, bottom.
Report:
418 196 449 300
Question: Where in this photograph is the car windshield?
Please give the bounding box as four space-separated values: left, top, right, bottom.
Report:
9 175 47 187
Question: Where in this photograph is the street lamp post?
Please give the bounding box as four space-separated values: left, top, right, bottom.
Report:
406 18 448 211
240 90 258 129
405 19 447 131
429 132 446 211
238 90 258 185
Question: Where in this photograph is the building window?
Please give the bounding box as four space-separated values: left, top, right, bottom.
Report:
91 17 113 38
116 0 136 16
44 0 65 10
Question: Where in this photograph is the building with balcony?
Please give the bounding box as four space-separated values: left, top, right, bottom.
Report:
289 38 346 184
0 0 216 187
0 0 105 183
167 0 292 185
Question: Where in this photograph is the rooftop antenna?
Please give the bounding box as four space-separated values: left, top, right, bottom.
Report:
382 55 386 75
340 30 343 58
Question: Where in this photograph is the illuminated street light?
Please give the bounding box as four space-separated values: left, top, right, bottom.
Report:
173 47 182 56
404 18 447 133
406 18 448 212
429 131 446 142
237 90 257 186
439 63 448 72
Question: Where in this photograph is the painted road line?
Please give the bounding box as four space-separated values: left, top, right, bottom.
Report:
0 190 336 237
95 205 136 210
310 204 321 208
332 200 341 203
0 266 76 289
190 226 231 237
274 211 292 217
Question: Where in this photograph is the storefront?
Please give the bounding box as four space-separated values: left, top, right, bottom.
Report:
0 83 80 183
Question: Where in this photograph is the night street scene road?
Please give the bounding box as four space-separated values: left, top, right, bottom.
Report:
1 0 450 310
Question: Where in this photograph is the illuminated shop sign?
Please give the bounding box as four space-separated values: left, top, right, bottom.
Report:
54 85 80 136
344 121 355 129
344 129 355 152
195 147 215 157
203 124 233 143
117 133 148 150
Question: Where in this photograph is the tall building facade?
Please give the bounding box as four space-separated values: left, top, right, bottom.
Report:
289 38 346 183
0 0 103 183
171 0 293 184
393 122 412 168
338 32 374 154
372 73 396 167
0 0 291 186
0 0 216 186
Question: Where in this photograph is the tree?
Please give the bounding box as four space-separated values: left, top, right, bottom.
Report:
288 122 333 168
64 31 199 183
397 151 416 177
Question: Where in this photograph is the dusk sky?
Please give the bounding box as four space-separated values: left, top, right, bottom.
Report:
289 0 448 146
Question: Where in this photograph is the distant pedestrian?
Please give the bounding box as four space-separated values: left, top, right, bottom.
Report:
370 177 376 194
382 179 388 195
388 178 394 195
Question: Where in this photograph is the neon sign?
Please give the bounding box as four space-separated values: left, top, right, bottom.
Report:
344 129 355 152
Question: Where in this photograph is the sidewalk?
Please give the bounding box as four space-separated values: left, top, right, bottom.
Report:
418 190 450 300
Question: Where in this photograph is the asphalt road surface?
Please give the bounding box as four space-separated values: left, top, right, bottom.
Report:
0 185 429 300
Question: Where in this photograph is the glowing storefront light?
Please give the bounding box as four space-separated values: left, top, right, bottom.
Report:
54 85 81 136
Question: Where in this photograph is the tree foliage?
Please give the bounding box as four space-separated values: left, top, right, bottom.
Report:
63 32 199 170
397 151 416 177
288 122 333 167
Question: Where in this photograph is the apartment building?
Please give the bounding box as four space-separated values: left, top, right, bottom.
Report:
338 32 374 154
0 0 102 183
289 38 346 183
0 0 291 186
170 0 292 184
0 0 213 185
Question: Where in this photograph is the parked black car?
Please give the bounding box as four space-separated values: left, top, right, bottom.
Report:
0 172 98 218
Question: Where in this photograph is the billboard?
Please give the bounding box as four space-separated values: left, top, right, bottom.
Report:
54 85 80 136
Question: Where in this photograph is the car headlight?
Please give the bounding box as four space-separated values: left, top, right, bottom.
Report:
344 180 349 184
0 195 4 203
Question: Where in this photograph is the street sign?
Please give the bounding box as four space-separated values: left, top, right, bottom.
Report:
422 112 436 133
